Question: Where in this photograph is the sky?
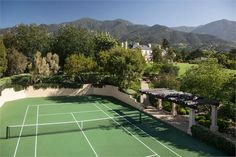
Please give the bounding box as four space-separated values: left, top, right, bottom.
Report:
0 0 236 28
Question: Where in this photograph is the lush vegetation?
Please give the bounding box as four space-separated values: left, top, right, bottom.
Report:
0 24 235 141
191 125 235 156
0 24 145 92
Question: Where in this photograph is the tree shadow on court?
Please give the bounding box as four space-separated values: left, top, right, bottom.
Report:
45 95 107 104
43 95 227 156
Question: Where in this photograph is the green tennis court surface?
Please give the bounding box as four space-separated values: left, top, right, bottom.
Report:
0 96 227 157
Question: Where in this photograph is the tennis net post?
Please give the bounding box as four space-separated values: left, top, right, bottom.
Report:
6 126 9 139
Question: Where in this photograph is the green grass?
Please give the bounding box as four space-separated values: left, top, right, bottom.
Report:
0 96 227 157
175 63 236 77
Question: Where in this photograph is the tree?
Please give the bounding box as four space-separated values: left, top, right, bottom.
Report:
218 76 236 120
33 51 50 77
6 49 28 76
187 49 203 60
15 24 51 58
162 39 169 49
94 32 117 53
64 54 97 76
53 26 94 66
153 74 180 90
180 59 232 100
159 63 179 76
166 48 176 62
152 45 163 63
3 32 17 49
0 40 7 77
98 47 145 88
46 52 60 74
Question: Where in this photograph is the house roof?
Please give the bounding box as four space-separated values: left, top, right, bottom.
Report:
133 44 152 51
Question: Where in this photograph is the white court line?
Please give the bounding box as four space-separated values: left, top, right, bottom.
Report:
101 103 182 157
94 104 160 157
34 105 39 157
145 154 157 157
31 103 74 107
13 106 30 157
39 110 102 117
71 113 98 157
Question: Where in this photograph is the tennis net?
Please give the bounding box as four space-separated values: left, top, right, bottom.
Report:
6 113 142 139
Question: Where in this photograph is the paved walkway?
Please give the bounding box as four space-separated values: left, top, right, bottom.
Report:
143 106 189 133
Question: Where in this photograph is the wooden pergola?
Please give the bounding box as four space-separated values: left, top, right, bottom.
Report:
139 88 220 134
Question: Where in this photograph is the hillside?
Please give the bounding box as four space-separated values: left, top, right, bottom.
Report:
192 19 236 42
0 18 235 49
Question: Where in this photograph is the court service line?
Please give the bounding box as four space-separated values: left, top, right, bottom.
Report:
94 104 160 157
34 105 39 157
39 110 102 117
71 113 98 157
101 103 182 157
13 105 30 157
145 154 158 157
31 103 74 107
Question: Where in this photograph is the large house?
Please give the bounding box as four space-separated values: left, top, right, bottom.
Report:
121 41 153 62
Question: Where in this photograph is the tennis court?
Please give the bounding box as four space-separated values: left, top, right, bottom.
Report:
0 96 227 157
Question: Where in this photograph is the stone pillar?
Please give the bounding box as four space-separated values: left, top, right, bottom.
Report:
187 108 196 135
210 105 218 132
140 94 144 104
171 102 177 116
158 99 162 110
144 94 151 106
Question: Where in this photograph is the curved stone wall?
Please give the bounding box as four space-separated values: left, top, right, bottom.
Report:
0 85 141 109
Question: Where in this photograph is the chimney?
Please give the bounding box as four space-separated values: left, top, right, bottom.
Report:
125 41 128 49
148 43 151 48
137 42 139 46
121 42 124 48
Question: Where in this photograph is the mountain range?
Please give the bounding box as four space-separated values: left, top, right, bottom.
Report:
172 19 236 43
1 18 236 49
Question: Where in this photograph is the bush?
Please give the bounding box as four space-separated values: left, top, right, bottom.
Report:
162 101 172 112
218 119 230 132
198 119 211 128
191 125 235 156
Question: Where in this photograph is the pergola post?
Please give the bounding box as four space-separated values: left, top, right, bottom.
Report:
158 99 162 110
187 108 196 135
210 105 218 132
140 94 144 104
171 102 177 116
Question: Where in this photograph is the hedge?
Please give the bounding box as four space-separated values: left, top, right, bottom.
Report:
191 125 235 156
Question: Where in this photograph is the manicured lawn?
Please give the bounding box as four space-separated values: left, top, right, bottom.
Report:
175 63 236 77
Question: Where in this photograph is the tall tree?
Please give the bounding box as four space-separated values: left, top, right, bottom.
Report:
94 32 117 53
33 51 50 77
6 49 28 76
46 52 60 74
152 45 163 63
0 39 7 77
3 32 17 49
161 39 169 49
98 47 145 88
64 54 97 76
53 26 94 66
15 24 51 58
181 59 232 100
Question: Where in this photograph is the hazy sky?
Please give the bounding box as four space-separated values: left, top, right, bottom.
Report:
1 0 236 28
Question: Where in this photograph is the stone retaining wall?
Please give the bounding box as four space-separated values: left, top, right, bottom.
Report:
0 85 141 109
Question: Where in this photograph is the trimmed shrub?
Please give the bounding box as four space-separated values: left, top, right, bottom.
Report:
191 125 235 156
162 101 172 112
218 119 230 132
